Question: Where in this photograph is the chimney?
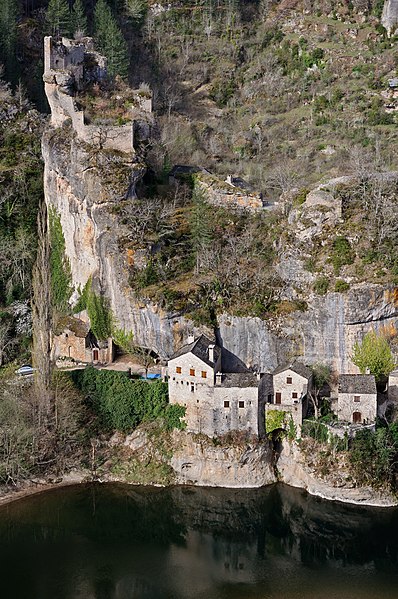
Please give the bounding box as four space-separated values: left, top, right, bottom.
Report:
365 367 370 375
208 344 215 363
216 372 222 386
226 175 233 186
187 334 195 344
256 372 262 381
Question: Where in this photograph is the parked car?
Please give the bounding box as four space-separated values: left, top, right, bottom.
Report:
15 365 35 376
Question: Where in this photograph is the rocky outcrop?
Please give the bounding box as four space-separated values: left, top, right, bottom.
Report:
170 431 276 488
277 441 397 507
117 428 276 488
382 0 398 35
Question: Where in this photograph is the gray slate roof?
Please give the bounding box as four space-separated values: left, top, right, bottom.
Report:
273 362 312 379
220 372 259 388
338 374 376 394
170 335 220 367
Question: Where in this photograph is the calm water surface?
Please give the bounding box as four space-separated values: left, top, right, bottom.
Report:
0 482 397 599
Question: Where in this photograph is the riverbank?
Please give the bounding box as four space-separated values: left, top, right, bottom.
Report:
1 431 397 508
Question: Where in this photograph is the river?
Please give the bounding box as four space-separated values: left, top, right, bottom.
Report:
0 483 397 598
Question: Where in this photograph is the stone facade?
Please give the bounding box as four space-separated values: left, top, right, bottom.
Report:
337 374 377 424
195 172 264 212
167 336 268 437
52 315 114 365
388 370 398 402
264 363 312 435
43 36 152 154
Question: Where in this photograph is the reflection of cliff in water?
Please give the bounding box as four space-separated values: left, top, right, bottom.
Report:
1 483 398 599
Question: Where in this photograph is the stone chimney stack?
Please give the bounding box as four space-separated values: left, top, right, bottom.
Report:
216 372 222 386
187 334 195 344
208 344 215 363
226 175 233 186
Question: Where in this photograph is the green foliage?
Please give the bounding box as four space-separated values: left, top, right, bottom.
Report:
71 367 186 432
311 363 330 391
48 208 72 312
112 328 134 353
94 0 129 79
209 76 237 107
352 330 395 381
287 416 297 441
302 418 329 443
73 279 91 313
71 0 88 35
313 276 329 295
189 185 213 273
335 279 350 292
266 409 286 434
0 0 18 80
46 0 71 37
125 0 148 26
331 236 354 274
349 425 398 489
86 289 113 341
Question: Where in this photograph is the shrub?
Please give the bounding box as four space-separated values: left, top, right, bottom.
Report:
334 279 350 292
331 236 354 274
313 276 329 295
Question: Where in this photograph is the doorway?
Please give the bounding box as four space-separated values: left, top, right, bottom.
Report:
353 411 362 424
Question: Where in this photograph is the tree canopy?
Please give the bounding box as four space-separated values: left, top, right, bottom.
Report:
352 330 396 381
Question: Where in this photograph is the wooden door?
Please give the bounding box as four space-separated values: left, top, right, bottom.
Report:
353 411 362 424
93 349 99 362
275 392 281 404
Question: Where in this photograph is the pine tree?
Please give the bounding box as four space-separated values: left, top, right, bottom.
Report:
0 0 18 81
46 0 71 37
189 186 213 275
94 0 129 79
71 0 88 36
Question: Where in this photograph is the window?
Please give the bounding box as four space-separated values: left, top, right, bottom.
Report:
354 395 360 402
239 401 245 408
176 366 181 374
267 393 273 403
224 400 230 408
201 371 207 378
190 383 195 392
190 368 195 376
286 377 292 384
292 392 298 399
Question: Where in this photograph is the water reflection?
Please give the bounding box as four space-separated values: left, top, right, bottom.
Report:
0 483 397 598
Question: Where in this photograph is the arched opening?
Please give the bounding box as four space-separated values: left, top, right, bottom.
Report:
353 411 362 424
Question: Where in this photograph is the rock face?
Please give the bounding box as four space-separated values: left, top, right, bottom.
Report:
382 0 398 35
170 431 276 488
277 441 397 507
42 40 398 370
218 287 398 373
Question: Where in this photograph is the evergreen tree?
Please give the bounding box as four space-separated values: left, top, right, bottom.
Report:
0 0 18 81
94 0 129 79
71 0 88 36
189 186 213 275
46 0 71 37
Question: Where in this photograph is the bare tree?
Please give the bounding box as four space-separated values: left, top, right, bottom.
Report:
32 202 54 425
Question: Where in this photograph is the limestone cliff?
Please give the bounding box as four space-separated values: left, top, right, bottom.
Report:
42 37 398 371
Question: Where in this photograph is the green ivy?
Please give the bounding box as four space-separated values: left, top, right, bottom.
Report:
86 289 113 341
266 410 286 434
48 207 72 312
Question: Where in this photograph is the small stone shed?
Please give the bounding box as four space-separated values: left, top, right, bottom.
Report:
52 315 114 365
337 374 377 425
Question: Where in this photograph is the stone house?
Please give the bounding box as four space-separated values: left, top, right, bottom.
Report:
265 363 313 435
337 374 377 424
52 315 114 366
167 335 271 437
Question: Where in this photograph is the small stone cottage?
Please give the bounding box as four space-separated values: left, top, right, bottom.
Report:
265 363 313 435
52 314 114 365
337 374 377 424
167 335 271 437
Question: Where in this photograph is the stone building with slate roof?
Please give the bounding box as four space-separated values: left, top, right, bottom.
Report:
264 363 313 435
167 335 272 437
52 313 114 366
337 374 377 424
